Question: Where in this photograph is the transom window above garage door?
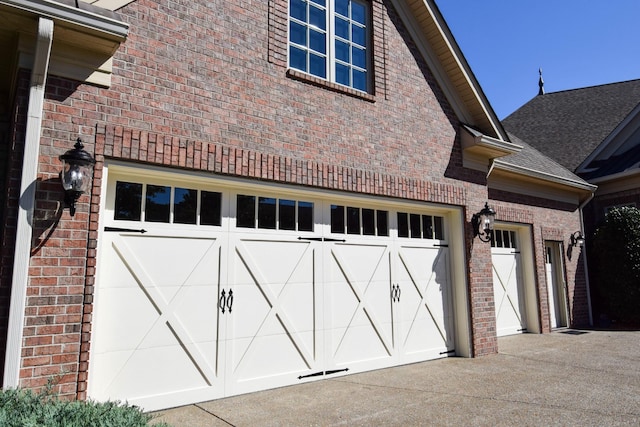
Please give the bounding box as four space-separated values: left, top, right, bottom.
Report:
113 181 222 226
330 204 388 236
236 194 314 231
397 212 444 240
491 229 517 249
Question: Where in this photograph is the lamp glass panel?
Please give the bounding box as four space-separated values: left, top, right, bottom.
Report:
61 161 92 192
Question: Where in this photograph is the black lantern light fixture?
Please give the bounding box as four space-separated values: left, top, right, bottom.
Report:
472 202 496 243
570 231 586 248
59 138 96 216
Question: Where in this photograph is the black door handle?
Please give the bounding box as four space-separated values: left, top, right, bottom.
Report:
219 289 227 313
227 289 234 313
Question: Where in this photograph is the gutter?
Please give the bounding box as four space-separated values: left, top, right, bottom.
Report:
493 159 597 192
3 16 53 388
0 0 129 39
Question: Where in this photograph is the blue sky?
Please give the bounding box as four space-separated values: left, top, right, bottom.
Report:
435 1 640 119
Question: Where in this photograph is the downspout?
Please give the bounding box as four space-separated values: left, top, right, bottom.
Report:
578 193 595 327
3 17 53 388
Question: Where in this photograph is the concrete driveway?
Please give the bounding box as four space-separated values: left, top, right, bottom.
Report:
150 330 640 426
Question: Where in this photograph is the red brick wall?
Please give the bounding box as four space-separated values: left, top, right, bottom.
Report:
3 0 586 399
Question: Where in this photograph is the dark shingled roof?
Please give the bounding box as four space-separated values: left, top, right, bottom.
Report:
502 79 640 172
498 132 593 188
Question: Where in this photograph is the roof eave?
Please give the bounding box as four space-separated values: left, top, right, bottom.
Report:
493 159 597 193
0 0 129 40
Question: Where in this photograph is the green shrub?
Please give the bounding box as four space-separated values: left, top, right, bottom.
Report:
0 387 171 427
591 206 640 324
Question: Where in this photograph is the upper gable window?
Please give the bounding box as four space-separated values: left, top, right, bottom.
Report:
289 0 370 92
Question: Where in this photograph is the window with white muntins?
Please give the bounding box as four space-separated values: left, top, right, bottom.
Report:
288 0 370 92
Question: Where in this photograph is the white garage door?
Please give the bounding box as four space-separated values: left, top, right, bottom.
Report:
491 229 527 336
89 168 455 411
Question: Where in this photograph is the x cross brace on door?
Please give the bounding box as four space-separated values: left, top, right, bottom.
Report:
112 235 218 386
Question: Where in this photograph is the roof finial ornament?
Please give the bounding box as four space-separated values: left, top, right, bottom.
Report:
538 68 545 95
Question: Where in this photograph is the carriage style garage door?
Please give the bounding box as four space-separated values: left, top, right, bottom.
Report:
88 167 456 411
491 228 527 336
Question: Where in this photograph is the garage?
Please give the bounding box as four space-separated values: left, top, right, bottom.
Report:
88 165 462 411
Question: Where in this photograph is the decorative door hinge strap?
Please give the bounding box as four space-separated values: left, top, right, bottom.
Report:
104 226 147 234
298 368 349 380
298 237 347 242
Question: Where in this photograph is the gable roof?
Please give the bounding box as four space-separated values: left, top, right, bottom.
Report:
502 79 640 172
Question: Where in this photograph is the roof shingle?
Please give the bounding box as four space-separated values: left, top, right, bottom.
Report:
502 79 640 172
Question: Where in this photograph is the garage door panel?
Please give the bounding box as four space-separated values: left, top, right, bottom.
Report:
90 232 224 407
326 243 394 370
227 237 319 393
396 246 453 362
492 250 526 336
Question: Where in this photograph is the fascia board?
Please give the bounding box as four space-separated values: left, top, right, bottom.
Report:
0 0 128 39
461 125 521 157
589 167 640 185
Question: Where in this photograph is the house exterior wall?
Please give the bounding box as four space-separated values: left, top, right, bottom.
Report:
489 189 590 330
1 0 588 400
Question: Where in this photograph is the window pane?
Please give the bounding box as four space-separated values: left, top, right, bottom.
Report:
434 216 444 240
410 213 421 238
397 213 409 238
377 210 389 236
309 29 326 54
352 1 366 24
114 181 142 221
279 199 296 230
298 201 314 232
422 215 434 239
510 231 517 249
495 229 503 247
352 25 366 46
335 40 349 62
309 54 326 78
362 208 375 235
352 46 366 68
290 0 306 22
310 0 325 5
237 195 256 228
309 4 326 30
258 197 277 229
335 16 349 39
335 0 348 16
336 63 350 86
353 69 366 91
331 205 345 233
290 21 307 46
347 207 360 234
174 188 197 224
201 191 222 226
145 185 171 223
289 46 307 71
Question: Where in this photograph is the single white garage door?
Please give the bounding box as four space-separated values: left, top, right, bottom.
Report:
491 228 527 336
89 167 456 411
